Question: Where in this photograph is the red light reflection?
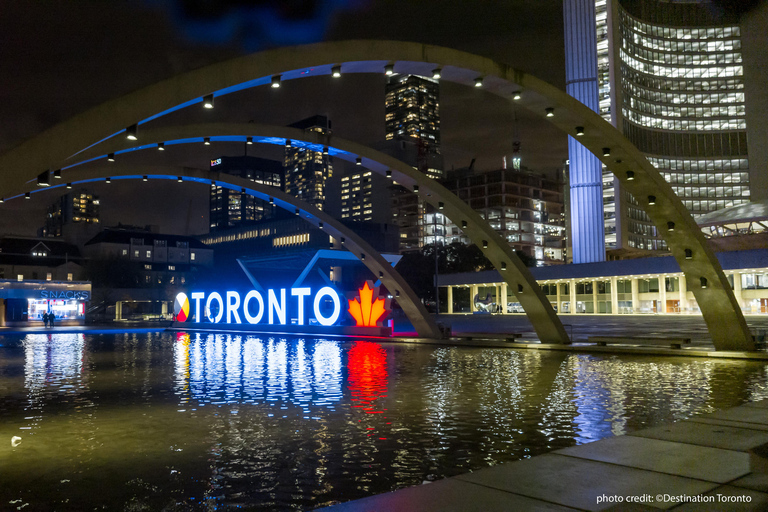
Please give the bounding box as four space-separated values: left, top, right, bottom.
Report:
347 341 388 415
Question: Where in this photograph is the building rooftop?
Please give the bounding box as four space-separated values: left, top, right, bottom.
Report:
84 229 209 249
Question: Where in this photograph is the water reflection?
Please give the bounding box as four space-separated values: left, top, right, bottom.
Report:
174 332 343 409
3 332 768 510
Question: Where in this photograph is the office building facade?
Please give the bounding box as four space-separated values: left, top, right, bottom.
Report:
565 0 765 258
39 188 101 245
284 115 333 210
209 156 282 232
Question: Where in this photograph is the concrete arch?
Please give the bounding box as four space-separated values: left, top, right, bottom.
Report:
48 123 572 344
0 40 752 349
22 165 442 339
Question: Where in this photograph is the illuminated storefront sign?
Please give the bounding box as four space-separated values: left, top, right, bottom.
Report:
174 282 392 331
40 290 90 300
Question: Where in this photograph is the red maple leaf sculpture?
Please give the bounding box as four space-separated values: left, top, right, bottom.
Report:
348 281 390 327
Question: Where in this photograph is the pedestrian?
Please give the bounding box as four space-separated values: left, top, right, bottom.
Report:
43 312 49 328
49 312 55 328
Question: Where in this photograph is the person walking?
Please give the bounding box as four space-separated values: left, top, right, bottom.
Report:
43 312 49 328
49 312 55 328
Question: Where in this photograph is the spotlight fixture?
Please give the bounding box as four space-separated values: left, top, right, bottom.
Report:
177 177 183 182
329 242 335 249
602 147 611 157
157 142 165 151
295 208 300 216
241 187 246 194
700 277 708 289
0 198 3 203
517 284 524 293
438 202 444 210
269 197 274 204
626 170 635 181
648 195 656 205
66 183 72 189
667 221 675 231
36 171 49 187
512 90 522 100
545 108 554 117
482 240 488 249
360 253 365 261
318 222 323 230
384 64 394 75
285 139 291 148
685 249 693 259
432 68 442 79
204 137 211 145
575 126 584 136
271 75 281 88
501 262 507 271
386 170 392 179
474 76 483 87
107 153 115 162
322 146 329 155
203 94 214 109
355 156 361 166
331 65 341 78
341 237 345 245
211 181 216 188
25 192 30 199
379 271 384 278
105 177 111 184
413 185 419 193
246 137 253 145
143 175 148 182
395 290 400 298
126 124 138 141
461 220 467 229
53 169 61 179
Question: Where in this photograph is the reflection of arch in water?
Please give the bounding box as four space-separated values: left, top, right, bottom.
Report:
0 40 752 350
24 166 439 339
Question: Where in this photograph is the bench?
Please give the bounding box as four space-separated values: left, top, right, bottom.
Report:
458 333 522 343
588 336 691 349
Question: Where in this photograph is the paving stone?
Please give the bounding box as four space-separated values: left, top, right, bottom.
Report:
686 417 768 432
555 436 749 483
730 472 768 493
672 485 768 511
628 420 768 451
318 476 579 512
742 400 768 409
702 406 768 425
456 454 717 511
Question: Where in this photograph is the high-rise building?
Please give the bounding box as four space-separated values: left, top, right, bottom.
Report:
383 74 444 251
209 156 283 232
284 115 333 210
39 188 100 245
440 167 567 266
340 170 391 223
565 0 767 258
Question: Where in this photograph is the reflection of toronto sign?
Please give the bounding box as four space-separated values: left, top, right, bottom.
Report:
174 282 390 328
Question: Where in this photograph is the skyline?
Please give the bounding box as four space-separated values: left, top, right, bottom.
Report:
0 0 567 237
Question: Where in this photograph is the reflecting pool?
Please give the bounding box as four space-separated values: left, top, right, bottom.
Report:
2 331 768 510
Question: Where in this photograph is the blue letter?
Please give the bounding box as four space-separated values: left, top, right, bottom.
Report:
226 291 241 324
191 292 205 322
268 289 286 325
291 287 311 325
243 290 264 324
313 287 341 326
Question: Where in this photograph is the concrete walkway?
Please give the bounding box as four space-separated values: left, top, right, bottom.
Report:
321 401 768 511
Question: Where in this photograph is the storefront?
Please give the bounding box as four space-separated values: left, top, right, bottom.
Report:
0 280 91 327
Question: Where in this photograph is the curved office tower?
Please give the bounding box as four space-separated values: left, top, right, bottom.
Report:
567 0 762 256
564 0 607 263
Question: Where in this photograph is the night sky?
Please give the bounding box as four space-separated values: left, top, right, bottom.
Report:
0 0 566 237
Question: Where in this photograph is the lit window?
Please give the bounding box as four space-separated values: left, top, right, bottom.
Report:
67 273 73 282
46 273 52 281
190 252 196 261
17 274 23 281
146 250 152 258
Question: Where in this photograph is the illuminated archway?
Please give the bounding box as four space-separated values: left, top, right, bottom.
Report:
19 166 442 339
0 40 752 349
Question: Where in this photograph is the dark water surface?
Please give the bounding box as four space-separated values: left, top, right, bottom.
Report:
1 331 768 510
